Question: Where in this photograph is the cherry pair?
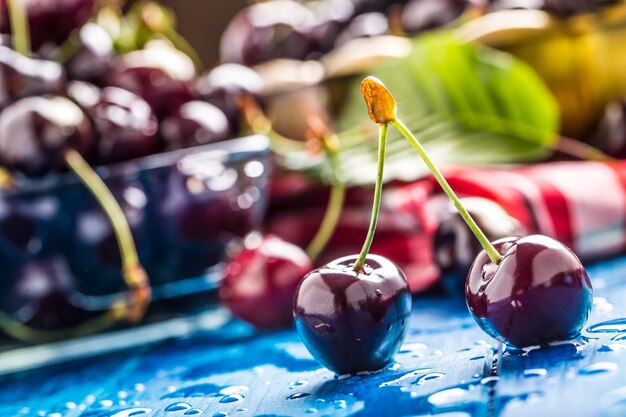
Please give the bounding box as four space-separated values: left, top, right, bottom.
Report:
262 77 591 375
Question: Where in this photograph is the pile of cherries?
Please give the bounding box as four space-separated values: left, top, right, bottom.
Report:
0 0 271 339
220 0 618 67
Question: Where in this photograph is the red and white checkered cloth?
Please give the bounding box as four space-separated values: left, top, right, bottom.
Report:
268 160 626 293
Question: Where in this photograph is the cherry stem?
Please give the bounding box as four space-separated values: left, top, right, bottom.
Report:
7 0 31 55
306 137 346 261
64 149 150 321
391 118 502 264
353 123 388 272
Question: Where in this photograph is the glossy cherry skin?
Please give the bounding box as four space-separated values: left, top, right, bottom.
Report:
401 0 477 35
68 82 160 164
65 23 114 84
219 1 318 66
105 45 195 118
220 234 312 330
160 101 231 151
294 254 411 375
0 0 96 51
195 63 264 132
465 234 593 348
0 45 66 109
434 197 526 295
1 256 97 330
335 12 389 46
0 96 94 178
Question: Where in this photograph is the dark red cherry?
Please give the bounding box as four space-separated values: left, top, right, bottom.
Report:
160 101 231 151
68 82 160 164
0 193 64 260
434 197 526 295
0 45 66 109
219 1 318 66
0 0 96 51
294 254 411 374
152 152 262 282
308 0 355 53
195 63 264 132
335 12 389 46
65 23 114 84
105 44 195 118
66 182 152 296
1 256 97 330
0 96 94 178
401 0 478 35
465 234 593 348
220 234 312 330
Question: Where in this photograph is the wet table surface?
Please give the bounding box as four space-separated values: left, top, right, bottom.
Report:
3 255 626 417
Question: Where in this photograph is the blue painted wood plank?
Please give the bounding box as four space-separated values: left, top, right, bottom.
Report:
3 255 626 417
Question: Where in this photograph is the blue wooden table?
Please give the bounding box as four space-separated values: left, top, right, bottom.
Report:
3 256 626 417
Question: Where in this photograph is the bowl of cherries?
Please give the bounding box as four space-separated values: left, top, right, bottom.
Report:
0 0 272 344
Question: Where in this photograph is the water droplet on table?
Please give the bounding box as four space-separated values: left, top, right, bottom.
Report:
428 387 469 407
587 318 626 333
219 386 249 395
165 402 192 412
100 400 114 408
184 409 202 416
287 392 311 400
579 361 618 375
306 408 318 414
111 409 152 417
416 372 446 385
523 368 548 378
220 393 245 403
213 412 229 417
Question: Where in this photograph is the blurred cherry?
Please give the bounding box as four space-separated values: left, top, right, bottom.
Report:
0 45 65 109
0 96 94 178
68 81 160 164
65 23 114 84
219 1 318 66
335 12 389 46
0 0 96 51
195 63 264 132
220 234 312 330
105 43 195 118
160 100 231 151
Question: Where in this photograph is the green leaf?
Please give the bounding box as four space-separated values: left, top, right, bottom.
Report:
327 31 560 185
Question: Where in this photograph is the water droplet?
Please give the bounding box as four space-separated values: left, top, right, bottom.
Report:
213 412 228 417
481 376 500 386
469 356 484 361
375 289 382 297
306 408 318 414
523 368 547 378
184 409 202 416
220 394 244 403
100 400 114 408
579 362 619 375
428 387 469 406
287 392 311 400
219 386 249 395
314 399 326 404
110 409 152 417
587 318 626 333
134 384 146 392
65 402 77 409
165 402 192 412
399 343 428 354
415 372 446 385
333 399 347 409
290 380 309 388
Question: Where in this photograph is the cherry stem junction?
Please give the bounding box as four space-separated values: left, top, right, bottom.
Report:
353 123 388 272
